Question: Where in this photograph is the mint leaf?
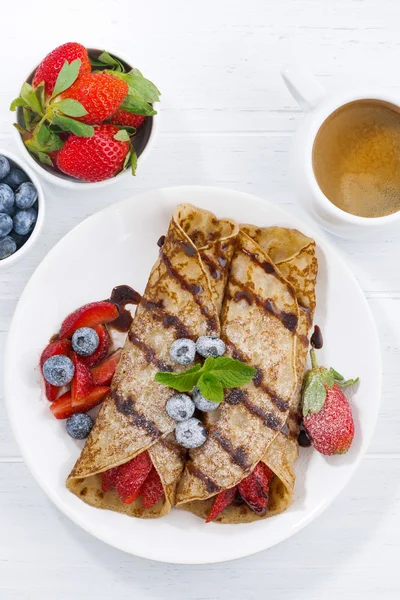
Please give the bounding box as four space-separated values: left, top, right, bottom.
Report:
154 364 202 392
302 372 327 416
209 357 257 387
131 148 138 176
20 82 44 115
121 93 157 116
10 96 27 111
51 59 81 98
53 114 94 137
197 373 224 403
114 129 130 142
54 98 87 117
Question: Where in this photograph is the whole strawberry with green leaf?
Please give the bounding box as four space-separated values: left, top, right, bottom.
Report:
302 349 358 455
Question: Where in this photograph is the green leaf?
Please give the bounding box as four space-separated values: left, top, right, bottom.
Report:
112 70 161 103
302 372 327 416
121 93 157 116
23 107 34 131
20 82 44 115
36 123 50 146
154 364 202 392
338 377 360 388
10 96 27 111
97 50 124 71
114 129 130 142
131 148 138 176
35 82 46 114
13 123 26 134
25 124 63 154
37 152 54 166
206 356 257 388
53 114 94 137
53 98 87 117
51 59 81 98
123 151 131 170
197 373 224 403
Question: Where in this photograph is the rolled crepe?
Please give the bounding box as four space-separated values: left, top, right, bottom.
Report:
177 226 317 522
67 204 238 518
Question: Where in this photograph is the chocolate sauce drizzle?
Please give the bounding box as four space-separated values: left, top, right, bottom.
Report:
310 325 323 349
201 253 221 280
128 332 172 372
108 285 141 333
141 298 193 339
225 389 282 430
211 430 250 470
187 463 220 493
113 392 161 439
253 367 289 412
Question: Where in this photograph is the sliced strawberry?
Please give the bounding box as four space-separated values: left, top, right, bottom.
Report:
59 301 119 339
70 352 93 406
40 338 71 401
141 467 164 509
238 464 272 516
50 386 110 419
80 325 110 367
91 348 122 386
116 452 152 504
101 466 119 492
206 486 238 523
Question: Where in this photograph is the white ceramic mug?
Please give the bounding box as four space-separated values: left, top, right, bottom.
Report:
281 63 400 238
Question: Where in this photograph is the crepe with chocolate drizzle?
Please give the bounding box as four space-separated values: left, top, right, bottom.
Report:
66 204 238 518
176 226 317 522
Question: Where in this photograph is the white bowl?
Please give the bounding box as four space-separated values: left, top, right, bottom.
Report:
0 149 45 269
12 47 159 190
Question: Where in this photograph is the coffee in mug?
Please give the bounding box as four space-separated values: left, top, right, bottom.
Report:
312 99 400 218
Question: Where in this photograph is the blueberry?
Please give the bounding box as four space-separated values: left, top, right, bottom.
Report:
13 208 37 235
42 355 75 386
0 183 15 215
66 413 94 440
0 155 10 179
0 236 17 260
166 394 195 422
72 327 99 356
0 213 13 238
196 336 226 358
15 182 38 209
170 338 196 365
175 417 207 449
192 387 220 412
2 168 29 190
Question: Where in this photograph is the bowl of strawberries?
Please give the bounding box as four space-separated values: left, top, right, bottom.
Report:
11 43 160 188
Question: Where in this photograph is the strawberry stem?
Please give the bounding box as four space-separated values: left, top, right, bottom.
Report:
310 348 318 369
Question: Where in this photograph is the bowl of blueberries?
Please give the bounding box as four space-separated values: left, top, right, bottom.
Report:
0 149 44 267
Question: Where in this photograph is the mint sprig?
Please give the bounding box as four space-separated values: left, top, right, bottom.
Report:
155 357 256 403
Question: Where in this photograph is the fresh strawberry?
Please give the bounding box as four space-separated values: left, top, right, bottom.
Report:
101 466 119 492
40 338 71 401
70 352 93 406
50 386 110 419
302 349 357 455
141 467 164 509
56 124 130 183
59 301 119 339
80 325 110 368
206 486 238 523
33 42 91 96
238 464 271 516
115 452 152 504
110 109 145 129
59 72 128 124
91 348 122 386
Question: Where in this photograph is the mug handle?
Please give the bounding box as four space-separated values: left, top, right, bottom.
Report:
281 63 325 111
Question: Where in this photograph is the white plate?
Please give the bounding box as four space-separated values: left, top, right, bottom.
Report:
4 186 381 564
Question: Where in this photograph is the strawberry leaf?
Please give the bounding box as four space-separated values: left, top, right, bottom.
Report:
197 373 224 403
131 149 138 176
37 152 54 166
121 93 157 116
92 50 124 72
123 150 131 170
51 59 81 99
302 371 327 416
53 98 87 117
35 82 46 114
10 96 27 111
113 70 161 103
13 123 26 134
114 129 130 142
53 114 94 137
20 82 44 116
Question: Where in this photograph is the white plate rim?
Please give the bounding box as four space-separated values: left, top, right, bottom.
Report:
4 185 382 564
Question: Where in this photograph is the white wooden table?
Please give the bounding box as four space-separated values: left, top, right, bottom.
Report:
1 1 400 597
